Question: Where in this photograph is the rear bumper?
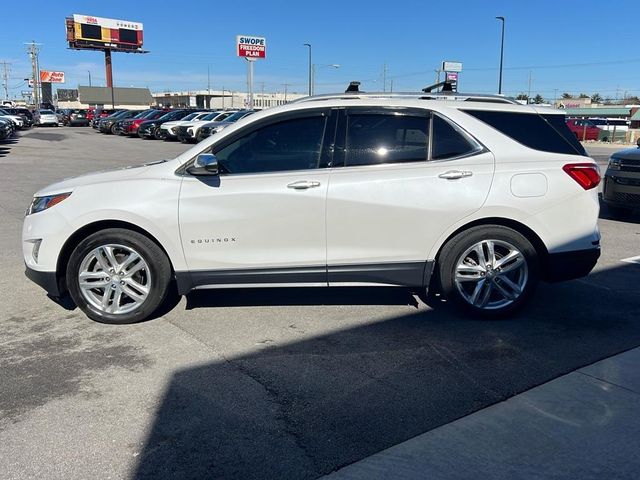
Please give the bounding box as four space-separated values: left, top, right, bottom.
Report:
542 247 600 283
25 265 62 297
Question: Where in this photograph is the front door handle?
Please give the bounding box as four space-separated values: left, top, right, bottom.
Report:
438 170 473 180
287 180 321 190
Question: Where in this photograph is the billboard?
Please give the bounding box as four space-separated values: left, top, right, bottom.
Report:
237 35 266 59
66 14 144 52
40 70 65 83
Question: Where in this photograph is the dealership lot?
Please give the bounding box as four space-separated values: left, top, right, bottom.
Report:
1 129 639 479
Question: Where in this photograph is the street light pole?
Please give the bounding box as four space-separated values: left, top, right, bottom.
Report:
303 43 312 96
496 16 505 94
312 64 339 96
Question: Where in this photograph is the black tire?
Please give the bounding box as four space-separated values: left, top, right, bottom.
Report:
153 128 163 140
66 228 172 324
436 225 539 318
110 124 118 135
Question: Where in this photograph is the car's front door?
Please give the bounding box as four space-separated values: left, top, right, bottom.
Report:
178 109 335 287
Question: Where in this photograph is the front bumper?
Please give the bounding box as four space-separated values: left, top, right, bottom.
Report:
603 174 640 208
25 265 62 297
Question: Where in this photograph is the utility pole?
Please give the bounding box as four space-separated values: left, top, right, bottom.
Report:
1 61 10 100
390 79 394 93
207 65 211 108
382 63 387 92
527 71 532 103
26 41 42 107
282 83 290 103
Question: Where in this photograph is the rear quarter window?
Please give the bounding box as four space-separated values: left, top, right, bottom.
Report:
463 110 586 156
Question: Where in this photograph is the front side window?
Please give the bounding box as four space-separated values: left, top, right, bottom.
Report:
345 114 429 166
213 116 327 174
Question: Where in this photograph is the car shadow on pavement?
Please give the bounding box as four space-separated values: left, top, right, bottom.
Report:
0 138 18 157
133 262 640 480
186 286 420 309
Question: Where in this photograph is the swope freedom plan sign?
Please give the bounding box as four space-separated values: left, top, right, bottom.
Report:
237 35 266 59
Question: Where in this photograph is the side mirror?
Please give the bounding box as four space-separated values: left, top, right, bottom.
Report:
637 138 640 148
186 153 219 176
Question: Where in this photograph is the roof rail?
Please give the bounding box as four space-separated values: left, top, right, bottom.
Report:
293 91 520 105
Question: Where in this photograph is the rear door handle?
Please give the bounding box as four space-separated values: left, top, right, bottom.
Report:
438 170 473 180
287 180 321 190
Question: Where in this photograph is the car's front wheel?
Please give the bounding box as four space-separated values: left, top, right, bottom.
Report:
66 228 172 324
436 225 539 318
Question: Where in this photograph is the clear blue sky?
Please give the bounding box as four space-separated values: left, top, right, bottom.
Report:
1 0 639 100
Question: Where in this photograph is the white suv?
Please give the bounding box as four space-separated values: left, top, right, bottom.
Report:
22 90 601 324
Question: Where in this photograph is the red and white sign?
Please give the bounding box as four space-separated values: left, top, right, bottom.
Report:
72 14 143 31
40 70 65 83
236 35 266 59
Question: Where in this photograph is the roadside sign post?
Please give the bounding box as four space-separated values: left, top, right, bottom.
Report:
237 35 266 109
442 61 462 93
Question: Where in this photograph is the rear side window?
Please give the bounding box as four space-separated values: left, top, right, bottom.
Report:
345 114 429 166
432 115 478 160
463 110 586 156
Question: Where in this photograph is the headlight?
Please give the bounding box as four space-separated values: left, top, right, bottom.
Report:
27 192 72 216
608 156 621 170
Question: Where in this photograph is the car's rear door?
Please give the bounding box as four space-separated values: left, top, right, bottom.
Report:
326 107 494 286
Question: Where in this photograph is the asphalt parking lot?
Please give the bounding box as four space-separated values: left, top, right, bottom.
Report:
1 129 639 479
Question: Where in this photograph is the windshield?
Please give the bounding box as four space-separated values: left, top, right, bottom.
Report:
225 110 252 122
180 113 199 121
39 110 54 114
133 110 154 119
201 111 224 121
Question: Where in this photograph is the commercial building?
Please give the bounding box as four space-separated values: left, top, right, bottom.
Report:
151 90 306 110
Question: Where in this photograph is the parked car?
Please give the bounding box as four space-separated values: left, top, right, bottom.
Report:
602 139 640 216
63 109 90 127
1 107 34 128
136 109 197 139
0 108 25 129
98 110 142 134
22 88 602 324
565 118 600 141
0 117 15 140
36 109 59 127
158 111 214 140
91 110 122 129
116 109 169 136
588 118 630 132
175 111 237 143
195 110 257 142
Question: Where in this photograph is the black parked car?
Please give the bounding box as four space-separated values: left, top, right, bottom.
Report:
137 109 198 139
0 118 15 140
98 110 142 134
62 109 90 126
1 107 34 128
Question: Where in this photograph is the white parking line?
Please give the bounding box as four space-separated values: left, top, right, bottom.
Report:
620 255 640 265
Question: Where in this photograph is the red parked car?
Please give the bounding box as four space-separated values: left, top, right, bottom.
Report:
117 109 170 136
566 119 600 141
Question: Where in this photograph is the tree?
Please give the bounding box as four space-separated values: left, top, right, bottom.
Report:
561 92 573 99
516 93 529 102
578 93 589 99
591 93 603 103
533 94 544 104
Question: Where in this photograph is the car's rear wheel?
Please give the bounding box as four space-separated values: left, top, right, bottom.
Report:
110 124 118 135
436 225 539 318
66 228 172 324
153 127 163 140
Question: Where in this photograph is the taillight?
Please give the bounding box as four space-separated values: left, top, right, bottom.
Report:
562 163 600 190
